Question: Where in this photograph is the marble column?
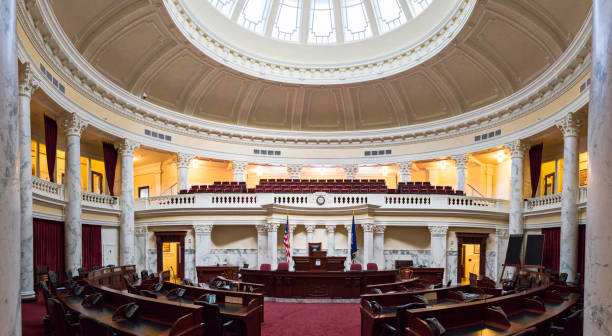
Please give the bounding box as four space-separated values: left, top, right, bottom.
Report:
374 225 386 269
504 140 528 235
232 160 248 182
362 222 375 266
287 164 302 179
326 225 335 256
305 224 316 243
176 153 194 192
267 222 280 269
495 228 509 280
585 2 612 333
19 63 37 301
62 113 88 274
134 226 148 274
344 223 353 270
397 161 412 183
194 224 213 268
0 1 22 332
289 223 297 270
116 139 139 266
452 154 468 193
428 225 449 282
256 224 268 268
343 164 359 180
556 113 581 282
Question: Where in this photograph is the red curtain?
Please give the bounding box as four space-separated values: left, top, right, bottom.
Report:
529 143 544 197
43 116 58 182
102 142 118 196
34 218 65 280
542 227 560 273
578 224 585 283
82 225 102 270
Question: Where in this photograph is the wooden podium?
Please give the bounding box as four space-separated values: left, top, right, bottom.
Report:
293 243 345 271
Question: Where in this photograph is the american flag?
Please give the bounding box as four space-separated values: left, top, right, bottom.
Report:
283 216 291 262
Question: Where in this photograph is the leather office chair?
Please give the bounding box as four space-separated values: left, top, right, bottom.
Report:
141 270 149 280
277 262 289 271
47 270 59 293
47 298 79 336
77 267 88 277
260 264 272 271
124 275 139 295
350 264 362 271
193 301 237 336
366 263 378 271
382 303 427 336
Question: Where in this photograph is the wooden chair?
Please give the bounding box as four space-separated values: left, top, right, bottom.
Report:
193 301 237 336
47 298 79 336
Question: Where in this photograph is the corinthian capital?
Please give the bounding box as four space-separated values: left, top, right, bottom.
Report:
396 161 412 174
232 161 248 173
556 112 582 137
428 225 449 237
61 113 88 137
18 62 38 98
176 153 195 168
504 139 528 159
361 222 376 232
374 225 386 234
451 154 468 169
194 224 213 234
343 164 359 179
115 139 140 157
287 164 303 179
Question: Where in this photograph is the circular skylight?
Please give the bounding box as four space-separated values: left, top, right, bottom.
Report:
208 0 433 44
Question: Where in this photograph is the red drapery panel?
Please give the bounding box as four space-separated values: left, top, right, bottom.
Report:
578 224 585 283
43 116 58 182
529 143 544 197
542 227 560 273
33 218 65 280
82 224 102 270
102 142 118 196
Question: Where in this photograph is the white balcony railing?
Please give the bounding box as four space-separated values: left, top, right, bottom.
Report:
135 192 510 213
524 186 587 212
32 176 64 200
82 191 120 210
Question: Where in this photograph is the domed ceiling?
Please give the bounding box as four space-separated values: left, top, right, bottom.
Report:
50 0 591 131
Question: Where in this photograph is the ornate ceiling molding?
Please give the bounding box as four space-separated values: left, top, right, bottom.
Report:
164 0 475 85
18 0 591 150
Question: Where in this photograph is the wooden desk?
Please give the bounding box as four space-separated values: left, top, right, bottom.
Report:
360 285 502 336
403 267 445 286
56 283 204 336
292 256 346 271
403 286 579 336
240 269 396 299
87 265 137 290
149 281 264 336
196 266 240 283
206 276 265 293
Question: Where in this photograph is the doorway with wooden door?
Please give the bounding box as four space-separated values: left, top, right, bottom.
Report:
155 231 186 284
456 233 488 284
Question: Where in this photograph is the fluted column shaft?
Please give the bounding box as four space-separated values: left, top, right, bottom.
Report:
63 114 87 274
256 224 268 268
428 225 448 282
19 63 37 300
0 1 22 332
134 227 148 274
117 139 139 265
452 155 467 192
585 1 612 333
177 153 194 191
326 225 335 256
194 224 213 269
305 224 315 243
374 225 386 269
267 223 280 269
362 222 375 266
505 140 527 234
557 113 581 283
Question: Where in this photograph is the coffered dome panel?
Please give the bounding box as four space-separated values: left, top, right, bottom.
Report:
48 0 592 132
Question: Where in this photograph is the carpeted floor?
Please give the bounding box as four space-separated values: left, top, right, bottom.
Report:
22 292 361 336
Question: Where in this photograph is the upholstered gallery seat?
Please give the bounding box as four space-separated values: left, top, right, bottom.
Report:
260 264 272 271
350 263 362 271
277 262 289 271
366 263 378 271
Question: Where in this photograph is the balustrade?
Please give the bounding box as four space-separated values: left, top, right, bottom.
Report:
32 176 64 199
81 191 119 209
525 193 562 210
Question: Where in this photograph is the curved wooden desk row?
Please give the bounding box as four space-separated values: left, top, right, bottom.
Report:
196 266 240 283
365 278 427 294
240 269 397 299
57 281 205 336
205 275 265 293
403 285 579 336
135 281 264 336
360 284 503 336
87 265 137 291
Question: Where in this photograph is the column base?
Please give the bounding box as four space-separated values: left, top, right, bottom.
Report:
21 290 37 302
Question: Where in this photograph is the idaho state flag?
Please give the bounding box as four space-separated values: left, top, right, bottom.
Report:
350 216 358 263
